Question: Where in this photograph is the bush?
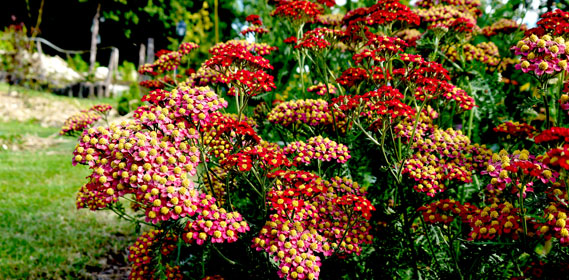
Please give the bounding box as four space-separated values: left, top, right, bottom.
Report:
70 1 569 279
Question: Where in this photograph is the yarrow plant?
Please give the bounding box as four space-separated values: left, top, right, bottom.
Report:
70 1 569 279
60 104 112 136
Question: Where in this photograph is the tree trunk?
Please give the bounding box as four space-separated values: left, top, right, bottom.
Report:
88 3 101 98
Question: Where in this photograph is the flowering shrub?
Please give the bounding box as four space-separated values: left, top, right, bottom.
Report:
60 104 112 136
70 1 569 279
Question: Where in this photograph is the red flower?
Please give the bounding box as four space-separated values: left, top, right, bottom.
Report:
493 121 537 139
141 89 167 104
245 14 263 26
283 36 297 44
536 9 569 36
271 0 324 23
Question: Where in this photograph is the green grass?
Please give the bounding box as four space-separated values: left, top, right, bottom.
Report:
0 86 135 279
0 83 119 108
0 119 60 137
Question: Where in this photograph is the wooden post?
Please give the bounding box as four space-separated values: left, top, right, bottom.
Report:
138 43 146 82
104 47 119 98
35 40 44 84
88 3 101 98
138 43 146 68
146 38 154 64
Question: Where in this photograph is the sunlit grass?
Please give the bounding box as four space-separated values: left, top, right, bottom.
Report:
0 86 134 279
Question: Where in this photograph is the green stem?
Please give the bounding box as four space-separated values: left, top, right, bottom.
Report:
467 106 475 140
396 98 428 181
543 90 551 130
212 244 236 265
419 216 442 273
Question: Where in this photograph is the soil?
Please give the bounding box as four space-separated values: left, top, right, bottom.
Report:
0 88 126 151
0 89 84 127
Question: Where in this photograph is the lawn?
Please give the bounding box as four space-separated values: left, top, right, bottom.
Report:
0 86 135 279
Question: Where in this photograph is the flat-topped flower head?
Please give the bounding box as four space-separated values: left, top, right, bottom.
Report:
271 0 324 24
154 51 181 73
178 42 199 55
512 34 568 76
307 83 337 96
482 18 526 37
343 0 420 27
493 121 537 139
60 110 102 136
284 136 351 164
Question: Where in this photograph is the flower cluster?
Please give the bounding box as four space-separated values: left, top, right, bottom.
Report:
139 64 158 76
534 127 569 144
271 0 324 24
183 209 250 245
200 113 260 161
60 104 112 135
336 67 370 88
245 14 263 26
493 121 537 139
394 106 438 142
139 79 165 90
284 36 298 44
352 35 408 65
343 0 420 27
414 77 476 110
295 28 345 51
307 83 336 96
446 42 500 67
155 51 182 72
482 18 525 37
73 85 228 213
90 104 113 113
541 144 569 170
206 40 277 96
404 127 492 196
178 42 199 55
528 9 569 37
243 14 268 36
332 85 415 130
481 149 557 196
512 34 568 76
187 66 223 88
60 110 101 136
466 201 523 240
394 29 422 46
225 69 276 96
210 40 277 56
267 99 338 128
253 175 374 280
128 230 184 280
221 143 292 172
206 41 273 71
418 199 473 224
316 14 344 26
136 43 200 90
318 176 374 247
416 4 478 33
241 26 269 36
284 136 351 164
535 185 569 245
253 213 325 280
